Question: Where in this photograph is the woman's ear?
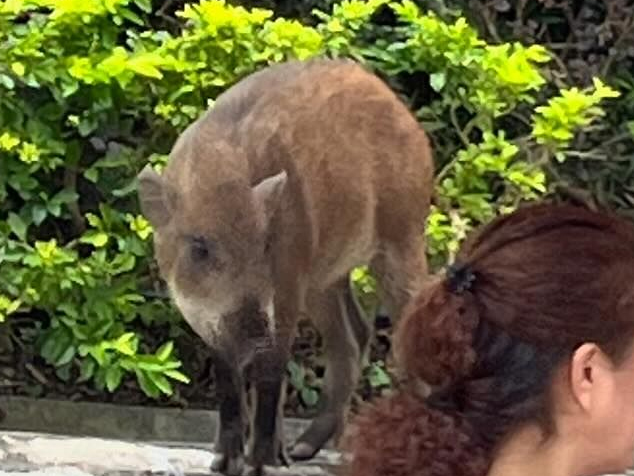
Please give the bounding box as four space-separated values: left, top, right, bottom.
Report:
568 343 612 414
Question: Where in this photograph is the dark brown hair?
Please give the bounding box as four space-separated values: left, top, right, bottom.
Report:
342 202 634 476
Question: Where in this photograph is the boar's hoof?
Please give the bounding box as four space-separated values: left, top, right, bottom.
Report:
246 466 264 476
288 412 339 461
246 441 289 476
211 452 245 476
288 442 319 461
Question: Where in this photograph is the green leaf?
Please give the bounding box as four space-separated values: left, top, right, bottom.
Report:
98 48 128 77
368 363 391 388
47 203 61 217
106 365 123 392
149 372 173 395
156 341 173 361
85 213 102 229
126 55 164 79
164 369 191 384
111 253 136 274
136 370 160 398
80 231 109 248
7 213 27 240
430 72 447 92
78 117 98 137
84 168 99 182
136 360 168 372
287 360 305 389
31 205 48 226
56 364 72 382
50 188 79 205
56 344 77 366
134 0 152 13
112 179 138 197
11 62 25 77
114 332 137 356
88 345 107 366
78 358 96 383
119 8 143 25
300 387 319 407
9 174 39 199
62 80 79 97
94 367 107 392
40 327 74 367
0 74 15 89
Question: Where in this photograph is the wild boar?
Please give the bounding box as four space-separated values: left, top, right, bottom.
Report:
137 57 434 476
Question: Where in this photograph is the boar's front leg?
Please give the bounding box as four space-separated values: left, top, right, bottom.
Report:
246 291 299 475
247 364 289 476
211 351 247 476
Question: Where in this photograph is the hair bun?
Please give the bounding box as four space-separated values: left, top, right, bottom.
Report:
394 277 480 388
342 390 488 476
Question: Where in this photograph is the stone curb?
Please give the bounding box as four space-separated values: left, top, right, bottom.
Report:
0 397 338 476
0 396 320 446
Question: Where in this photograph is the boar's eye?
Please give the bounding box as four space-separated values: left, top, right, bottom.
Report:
187 235 218 266
191 237 208 259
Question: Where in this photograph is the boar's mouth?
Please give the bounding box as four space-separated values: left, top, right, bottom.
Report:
242 310 269 340
223 297 273 350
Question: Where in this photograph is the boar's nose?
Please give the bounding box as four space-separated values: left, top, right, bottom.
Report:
240 297 269 339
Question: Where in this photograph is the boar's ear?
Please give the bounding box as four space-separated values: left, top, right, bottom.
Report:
137 165 175 228
252 170 287 224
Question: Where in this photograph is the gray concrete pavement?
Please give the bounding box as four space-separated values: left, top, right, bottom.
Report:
0 431 340 476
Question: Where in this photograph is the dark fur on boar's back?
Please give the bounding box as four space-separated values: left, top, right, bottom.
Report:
137 58 434 476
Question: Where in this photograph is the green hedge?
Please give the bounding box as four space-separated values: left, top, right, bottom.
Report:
415 0 634 218
0 0 623 403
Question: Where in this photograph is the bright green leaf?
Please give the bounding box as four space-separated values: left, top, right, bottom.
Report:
164 369 191 384
0 74 15 89
156 341 174 361
430 72 447 92
80 231 109 248
368 363 391 388
11 62 25 77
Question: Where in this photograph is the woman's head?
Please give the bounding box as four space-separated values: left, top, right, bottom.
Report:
344 202 634 476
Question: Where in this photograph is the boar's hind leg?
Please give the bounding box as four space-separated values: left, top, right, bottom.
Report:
289 276 371 461
210 352 247 476
372 233 428 326
371 234 429 384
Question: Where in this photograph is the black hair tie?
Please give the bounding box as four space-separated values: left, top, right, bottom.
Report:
446 261 476 294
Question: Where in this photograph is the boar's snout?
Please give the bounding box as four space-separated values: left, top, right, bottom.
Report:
237 296 271 339
218 296 276 360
